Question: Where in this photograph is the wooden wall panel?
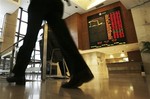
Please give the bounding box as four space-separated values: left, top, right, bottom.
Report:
1 10 18 53
127 50 142 62
65 13 80 48
124 10 138 43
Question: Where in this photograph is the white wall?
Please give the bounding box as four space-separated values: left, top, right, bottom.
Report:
0 0 21 30
131 2 150 74
82 52 109 78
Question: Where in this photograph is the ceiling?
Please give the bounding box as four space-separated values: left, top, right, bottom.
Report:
20 0 149 19
1 0 148 54
0 0 149 25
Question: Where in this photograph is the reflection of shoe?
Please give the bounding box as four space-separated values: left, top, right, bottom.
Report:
6 76 26 85
61 68 94 88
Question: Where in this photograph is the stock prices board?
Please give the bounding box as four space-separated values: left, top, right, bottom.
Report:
87 7 126 48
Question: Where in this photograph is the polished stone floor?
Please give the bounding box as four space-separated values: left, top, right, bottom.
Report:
0 74 150 99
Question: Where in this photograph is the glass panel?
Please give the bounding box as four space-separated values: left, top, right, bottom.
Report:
37 29 43 41
18 40 23 47
35 42 40 50
15 20 19 32
21 11 28 22
35 51 40 55
35 54 41 60
17 8 21 18
16 37 24 47
14 36 17 43
20 22 27 35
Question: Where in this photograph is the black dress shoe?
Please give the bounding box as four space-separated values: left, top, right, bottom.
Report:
6 76 26 85
61 68 94 88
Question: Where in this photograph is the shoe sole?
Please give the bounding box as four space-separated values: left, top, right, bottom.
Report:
61 69 94 88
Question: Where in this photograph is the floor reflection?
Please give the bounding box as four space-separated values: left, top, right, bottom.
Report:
0 74 150 99
59 88 94 99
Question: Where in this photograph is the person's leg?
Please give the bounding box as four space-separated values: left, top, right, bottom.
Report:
47 17 94 88
7 10 43 84
46 0 94 87
13 12 43 76
48 18 93 71
45 0 90 74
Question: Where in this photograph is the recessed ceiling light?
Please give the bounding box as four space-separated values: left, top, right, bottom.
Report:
87 0 106 9
71 0 106 10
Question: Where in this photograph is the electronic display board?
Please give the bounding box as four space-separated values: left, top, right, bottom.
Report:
88 7 126 48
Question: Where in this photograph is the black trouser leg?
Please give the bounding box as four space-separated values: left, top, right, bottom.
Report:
12 12 43 77
47 18 90 76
